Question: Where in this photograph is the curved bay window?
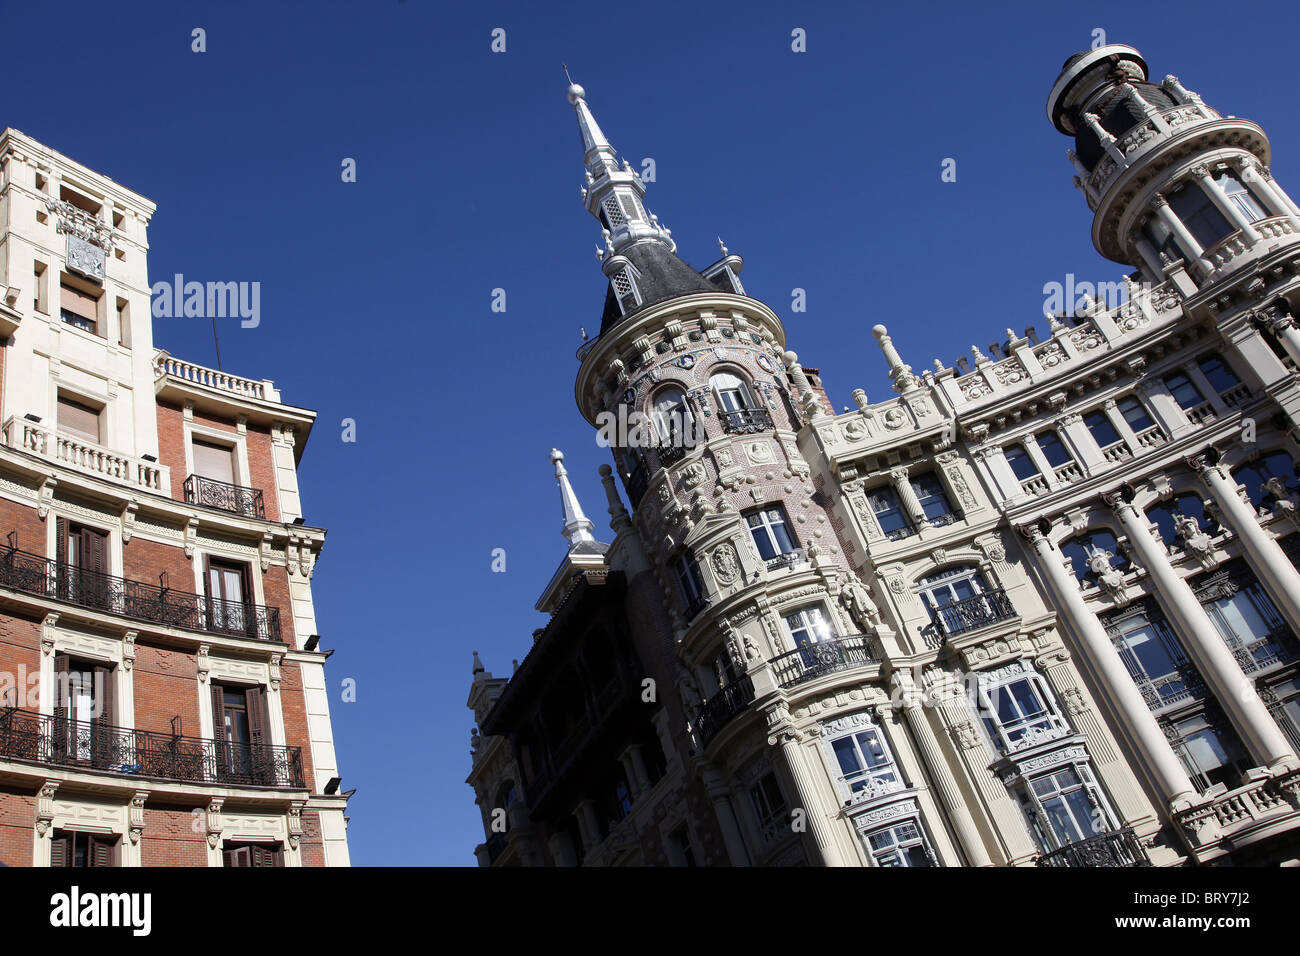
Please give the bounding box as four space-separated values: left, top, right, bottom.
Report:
650 386 698 454
1215 169 1269 223
746 506 798 563
673 552 707 620
710 371 771 434
1168 179 1234 250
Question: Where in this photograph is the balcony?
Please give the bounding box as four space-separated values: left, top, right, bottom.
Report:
765 548 806 572
1134 424 1167 449
0 539 283 643
1036 827 1151 867
683 594 710 622
0 709 304 789
154 353 272 402
694 674 755 749
769 635 876 689
2 416 169 493
719 407 773 435
931 587 1016 639
184 473 266 519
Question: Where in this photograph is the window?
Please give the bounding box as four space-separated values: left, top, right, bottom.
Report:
1169 710 1251 793
205 557 253 636
211 683 271 785
1163 371 1206 411
1035 431 1072 469
863 819 935 867
1117 395 1155 433
59 275 101 334
911 472 957 525
56 519 111 611
52 652 114 765
1168 179 1234 249
1232 451 1294 510
749 773 788 838
651 387 696 449
746 506 797 560
192 438 237 484
1215 169 1268 223
1022 765 1114 850
829 724 900 797
57 394 101 445
785 605 832 651
222 843 284 867
710 371 754 413
1141 214 1181 263
1084 410 1121 449
867 484 915 540
1265 676 1300 752
1199 566 1294 673
1197 354 1243 395
1004 444 1039 481
710 651 738 693
674 553 705 616
1106 605 1202 710
50 830 116 867
977 668 1068 753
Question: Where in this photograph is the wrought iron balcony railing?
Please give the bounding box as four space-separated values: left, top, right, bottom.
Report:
765 549 806 572
719 407 773 435
184 474 266 519
0 709 304 789
0 540 282 643
683 594 710 622
694 674 755 749
931 587 1016 638
1036 827 1151 868
769 635 877 689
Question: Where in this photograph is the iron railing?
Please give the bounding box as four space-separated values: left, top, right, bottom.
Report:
683 594 710 621
719 407 773 434
0 540 282 643
694 674 755 749
769 635 876 688
1036 827 1151 867
765 549 806 572
931 587 1016 638
184 474 266 519
0 709 304 789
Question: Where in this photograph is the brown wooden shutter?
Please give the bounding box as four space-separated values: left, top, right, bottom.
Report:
50 833 69 867
53 653 69 721
81 528 107 575
90 835 114 867
246 686 267 748
211 684 225 738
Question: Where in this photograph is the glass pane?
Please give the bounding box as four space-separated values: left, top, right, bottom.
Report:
1084 412 1120 448
1164 373 1204 410
1036 433 1071 468
1005 446 1038 481
1118 397 1154 431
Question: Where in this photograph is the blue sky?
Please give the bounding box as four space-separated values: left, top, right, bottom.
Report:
5 0 1300 865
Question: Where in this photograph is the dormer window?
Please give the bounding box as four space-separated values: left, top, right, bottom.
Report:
602 196 628 228
611 264 643 314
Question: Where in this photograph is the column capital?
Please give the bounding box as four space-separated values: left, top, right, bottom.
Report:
1016 517 1053 543
1150 193 1169 210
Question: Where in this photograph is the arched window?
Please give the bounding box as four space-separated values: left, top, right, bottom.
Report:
1060 528 1130 584
651 386 696 448
1147 494 1214 548
1232 451 1295 509
1214 169 1269 223
709 371 754 413
918 564 1014 637
1168 179 1234 249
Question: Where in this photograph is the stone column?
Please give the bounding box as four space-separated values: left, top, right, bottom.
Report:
1104 491 1298 770
770 724 843 866
1018 522 1198 806
548 831 578 867
890 466 927 528
1257 308 1300 368
1192 164 1261 243
1151 194 1212 278
1190 453 1300 637
700 764 751 866
892 675 992 866
1239 158 1300 222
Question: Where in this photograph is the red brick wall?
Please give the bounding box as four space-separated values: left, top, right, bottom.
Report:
122 535 191 587
141 807 209 866
0 610 41 710
131 643 200 737
263 565 296 646
299 809 324 866
156 400 281 520
278 660 316 791
0 497 46 554
0 788 35 867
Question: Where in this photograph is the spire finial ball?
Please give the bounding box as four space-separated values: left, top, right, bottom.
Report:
567 83 586 104
872 324 888 339
550 448 564 464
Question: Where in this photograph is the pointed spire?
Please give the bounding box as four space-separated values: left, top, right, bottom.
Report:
565 74 675 259
472 650 485 679
550 449 596 547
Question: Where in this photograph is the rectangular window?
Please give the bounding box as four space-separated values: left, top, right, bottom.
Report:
979 673 1066 752
829 726 900 796
1084 410 1121 449
785 605 832 649
1163 371 1205 411
50 830 117 867
192 438 237 484
1170 711 1251 793
1027 766 1110 849
748 772 788 836
59 276 101 334
1117 396 1155 432
674 553 704 612
222 842 284 867
1108 609 1201 710
746 506 796 560
1214 170 1268 223
867 485 915 539
864 819 934 867
1004 445 1039 481
57 519 111 611
57 395 101 445
1169 180 1234 249
911 472 956 525
1035 431 1072 469
212 683 271 785
205 557 253 636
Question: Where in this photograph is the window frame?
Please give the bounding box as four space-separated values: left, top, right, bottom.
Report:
745 505 797 561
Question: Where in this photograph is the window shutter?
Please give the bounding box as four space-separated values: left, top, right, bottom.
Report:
221 847 235 867
211 683 225 738
81 528 108 575
192 439 236 484
252 844 274 867
53 653 70 720
91 835 114 868
247 686 267 748
50 833 70 867
54 517 69 600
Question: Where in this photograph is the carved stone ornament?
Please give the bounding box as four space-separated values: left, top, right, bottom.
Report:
682 461 708 490
1086 547 1129 607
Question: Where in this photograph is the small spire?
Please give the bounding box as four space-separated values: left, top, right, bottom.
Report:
472 650 485 677
550 449 596 547
717 236 729 256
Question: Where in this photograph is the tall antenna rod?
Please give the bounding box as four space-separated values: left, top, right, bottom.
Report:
563 63 574 85
212 316 223 371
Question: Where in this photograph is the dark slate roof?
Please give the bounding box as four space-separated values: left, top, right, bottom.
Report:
1073 82 1177 169
600 241 718 334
